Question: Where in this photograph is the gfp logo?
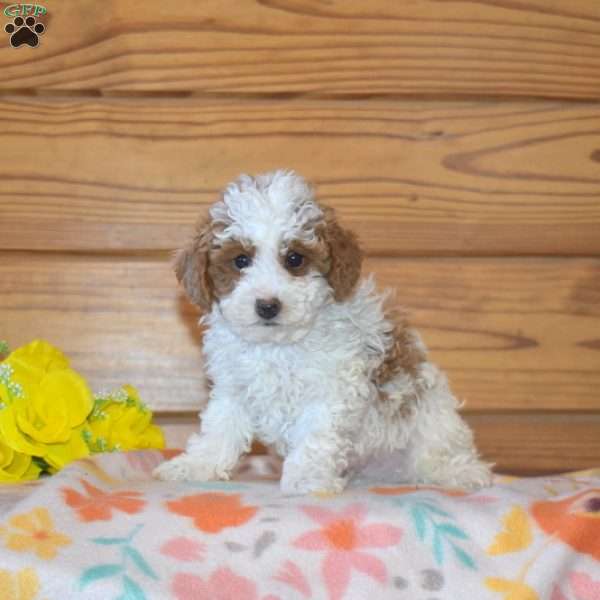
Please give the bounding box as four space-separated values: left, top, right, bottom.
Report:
4 4 47 48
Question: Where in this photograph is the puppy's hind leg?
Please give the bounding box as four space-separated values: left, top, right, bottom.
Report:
407 364 493 491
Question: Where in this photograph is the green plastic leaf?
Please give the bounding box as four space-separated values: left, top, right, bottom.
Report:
124 546 158 580
79 564 123 589
32 456 51 472
122 575 147 600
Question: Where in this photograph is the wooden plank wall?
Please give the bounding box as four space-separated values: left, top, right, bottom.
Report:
1 0 599 474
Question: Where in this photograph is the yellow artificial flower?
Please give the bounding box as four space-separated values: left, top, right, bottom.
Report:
4 340 69 399
42 424 90 472
0 369 46 459
0 439 40 483
0 341 94 472
15 369 93 444
0 381 92 471
0 377 9 406
0 340 164 481
0 403 45 458
85 385 164 452
0 567 41 600
0 507 71 560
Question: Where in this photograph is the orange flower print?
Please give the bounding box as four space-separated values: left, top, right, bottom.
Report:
166 493 257 533
0 507 71 559
531 489 600 560
62 478 145 522
294 503 402 600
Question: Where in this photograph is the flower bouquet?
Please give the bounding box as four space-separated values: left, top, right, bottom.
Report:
0 340 164 483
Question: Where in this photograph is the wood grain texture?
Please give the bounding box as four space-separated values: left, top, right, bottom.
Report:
1 0 600 98
1 252 598 412
1 0 596 477
1 97 599 255
156 413 600 475
465 414 600 474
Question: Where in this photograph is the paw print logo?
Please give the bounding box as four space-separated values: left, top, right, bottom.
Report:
5 15 45 48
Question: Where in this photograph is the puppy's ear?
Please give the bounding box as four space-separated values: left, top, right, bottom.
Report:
320 207 363 301
174 217 214 311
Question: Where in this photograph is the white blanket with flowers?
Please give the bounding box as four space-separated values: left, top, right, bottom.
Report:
0 450 599 600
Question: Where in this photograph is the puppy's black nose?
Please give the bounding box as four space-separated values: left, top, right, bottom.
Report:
255 298 281 320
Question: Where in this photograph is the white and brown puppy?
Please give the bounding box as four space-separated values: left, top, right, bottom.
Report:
153 170 492 494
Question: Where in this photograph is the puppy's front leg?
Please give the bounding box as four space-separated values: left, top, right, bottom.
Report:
280 369 370 496
153 391 252 482
281 429 352 496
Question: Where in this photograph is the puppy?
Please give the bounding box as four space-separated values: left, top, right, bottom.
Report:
153 170 492 494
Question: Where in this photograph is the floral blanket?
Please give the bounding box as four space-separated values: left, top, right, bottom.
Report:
0 451 599 600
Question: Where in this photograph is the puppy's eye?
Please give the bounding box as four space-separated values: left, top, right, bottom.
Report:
286 252 304 269
234 254 251 269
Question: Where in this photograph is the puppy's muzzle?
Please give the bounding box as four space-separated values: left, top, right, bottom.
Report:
255 298 281 320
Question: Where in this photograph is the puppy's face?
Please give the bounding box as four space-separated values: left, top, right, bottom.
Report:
176 171 362 343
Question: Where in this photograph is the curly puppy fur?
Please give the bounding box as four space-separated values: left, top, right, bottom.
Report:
154 170 492 494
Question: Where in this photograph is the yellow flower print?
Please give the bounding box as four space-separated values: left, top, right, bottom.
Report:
0 507 71 559
0 567 42 600
488 506 532 555
486 578 539 600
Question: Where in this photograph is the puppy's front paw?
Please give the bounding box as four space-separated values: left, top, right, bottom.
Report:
152 454 218 482
280 466 346 497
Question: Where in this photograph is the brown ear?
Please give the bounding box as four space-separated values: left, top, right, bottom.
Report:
320 207 363 301
174 218 214 311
